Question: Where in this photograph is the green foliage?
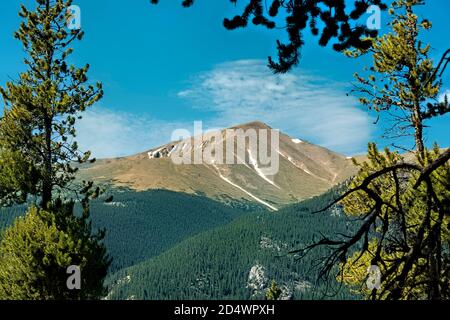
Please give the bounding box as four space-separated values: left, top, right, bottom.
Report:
104 190 358 300
88 189 248 272
341 143 403 217
347 0 444 157
0 189 249 274
0 189 362 300
266 281 282 300
326 0 450 300
0 204 110 300
338 144 450 300
0 0 108 300
0 0 103 207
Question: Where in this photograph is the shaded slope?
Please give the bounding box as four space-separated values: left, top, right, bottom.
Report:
105 189 359 300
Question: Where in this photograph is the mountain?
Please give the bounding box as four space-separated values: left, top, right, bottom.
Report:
78 121 357 211
0 121 363 300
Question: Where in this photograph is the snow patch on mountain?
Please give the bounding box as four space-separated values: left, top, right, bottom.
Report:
148 147 163 159
247 149 280 189
212 163 278 211
277 150 334 183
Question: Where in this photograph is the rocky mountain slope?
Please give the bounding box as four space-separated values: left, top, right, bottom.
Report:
78 121 357 210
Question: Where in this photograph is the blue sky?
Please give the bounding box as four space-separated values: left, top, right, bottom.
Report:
0 0 449 157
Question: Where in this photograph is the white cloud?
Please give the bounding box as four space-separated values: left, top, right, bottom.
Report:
75 107 186 159
75 60 375 158
178 59 374 155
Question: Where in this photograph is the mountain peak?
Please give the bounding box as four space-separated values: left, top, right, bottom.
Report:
78 121 358 209
230 121 273 130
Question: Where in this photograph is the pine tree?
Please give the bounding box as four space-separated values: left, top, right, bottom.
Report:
347 0 446 160
300 0 450 300
337 144 450 299
0 204 110 300
0 0 103 208
0 0 110 299
266 281 282 300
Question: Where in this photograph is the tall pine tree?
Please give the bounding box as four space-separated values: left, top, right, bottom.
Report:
0 0 103 208
298 0 450 300
0 0 110 299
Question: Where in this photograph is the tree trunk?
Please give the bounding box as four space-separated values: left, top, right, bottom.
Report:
412 103 425 161
42 114 53 209
42 0 52 210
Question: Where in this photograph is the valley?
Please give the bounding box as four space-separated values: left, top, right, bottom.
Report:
104 188 358 300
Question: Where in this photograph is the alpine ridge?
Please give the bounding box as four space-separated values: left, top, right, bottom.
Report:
78 121 357 210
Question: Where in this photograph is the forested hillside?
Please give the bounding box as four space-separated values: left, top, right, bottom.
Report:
0 189 258 272
1 187 360 300
90 189 263 272
0 204 27 230
105 189 360 300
